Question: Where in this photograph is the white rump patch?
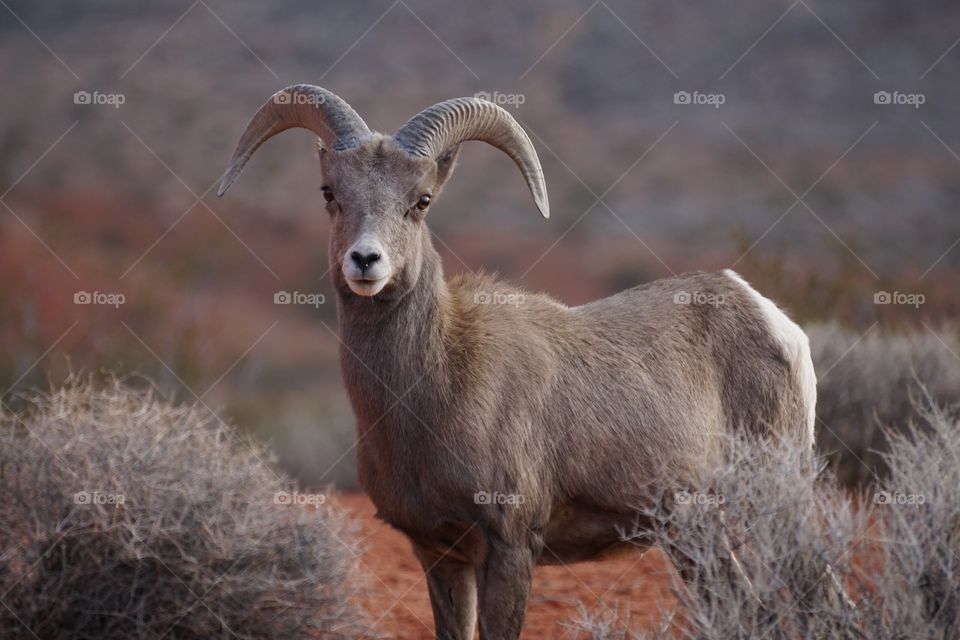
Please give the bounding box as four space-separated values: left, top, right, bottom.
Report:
724 270 817 445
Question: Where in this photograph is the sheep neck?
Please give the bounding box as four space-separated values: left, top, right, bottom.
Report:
335 231 452 420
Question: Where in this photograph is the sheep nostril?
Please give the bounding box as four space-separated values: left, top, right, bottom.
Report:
350 251 381 272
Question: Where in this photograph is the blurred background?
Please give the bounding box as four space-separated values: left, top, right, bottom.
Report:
3 0 960 487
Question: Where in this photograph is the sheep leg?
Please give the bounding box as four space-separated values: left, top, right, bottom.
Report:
476 537 534 640
413 544 477 640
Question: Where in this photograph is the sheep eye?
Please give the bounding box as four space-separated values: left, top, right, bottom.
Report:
321 186 335 203
416 194 431 211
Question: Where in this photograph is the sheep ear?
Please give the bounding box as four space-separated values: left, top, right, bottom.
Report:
435 144 461 191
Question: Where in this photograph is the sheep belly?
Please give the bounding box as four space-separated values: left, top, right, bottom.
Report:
538 504 653 564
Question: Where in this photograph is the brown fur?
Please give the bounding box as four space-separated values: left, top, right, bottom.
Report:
227 119 814 637
307 133 816 639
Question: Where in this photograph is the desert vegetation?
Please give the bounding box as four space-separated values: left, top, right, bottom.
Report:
0 378 368 639
810 323 960 486
571 397 960 639
4 322 958 638
3 2 960 637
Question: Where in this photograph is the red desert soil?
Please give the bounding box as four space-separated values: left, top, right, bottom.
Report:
337 493 678 639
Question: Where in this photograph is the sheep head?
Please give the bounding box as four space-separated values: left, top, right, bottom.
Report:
218 85 548 298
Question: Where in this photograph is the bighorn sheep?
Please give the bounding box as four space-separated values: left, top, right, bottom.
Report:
219 84 817 640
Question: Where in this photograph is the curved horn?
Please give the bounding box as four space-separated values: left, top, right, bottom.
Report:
393 98 549 218
217 84 370 196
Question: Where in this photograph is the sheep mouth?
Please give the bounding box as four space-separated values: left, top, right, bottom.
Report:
346 277 388 297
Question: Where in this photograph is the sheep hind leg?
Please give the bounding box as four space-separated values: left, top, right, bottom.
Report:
476 537 535 640
413 544 478 640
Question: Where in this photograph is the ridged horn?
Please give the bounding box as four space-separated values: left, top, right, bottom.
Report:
393 98 549 218
217 84 370 196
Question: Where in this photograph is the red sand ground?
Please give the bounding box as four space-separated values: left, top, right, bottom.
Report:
338 493 678 639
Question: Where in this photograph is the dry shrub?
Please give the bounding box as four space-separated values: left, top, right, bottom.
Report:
572 399 960 639
866 399 960 636
0 378 368 639
809 323 960 486
643 439 866 639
